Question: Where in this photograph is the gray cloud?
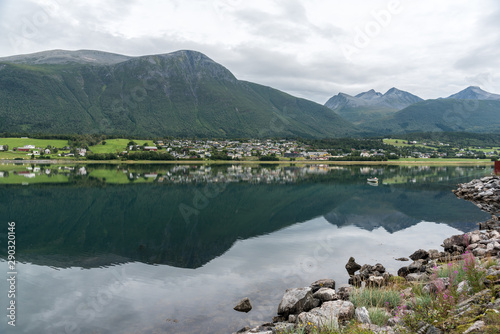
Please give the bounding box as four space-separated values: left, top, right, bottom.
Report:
0 0 499 103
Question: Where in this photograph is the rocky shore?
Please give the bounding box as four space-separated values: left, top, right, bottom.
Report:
233 175 500 334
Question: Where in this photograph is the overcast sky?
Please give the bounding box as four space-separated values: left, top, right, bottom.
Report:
0 0 499 103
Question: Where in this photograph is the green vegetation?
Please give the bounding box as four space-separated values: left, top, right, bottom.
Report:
0 137 68 148
362 99 500 134
0 51 355 138
85 138 130 153
350 288 402 309
279 254 500 334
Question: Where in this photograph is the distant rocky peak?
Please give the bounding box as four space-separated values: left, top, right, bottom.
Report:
447 86 500 100
355 89 383 100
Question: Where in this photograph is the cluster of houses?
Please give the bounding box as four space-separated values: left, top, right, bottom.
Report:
8 145 87 157
13 145 52 155
125 139 345 160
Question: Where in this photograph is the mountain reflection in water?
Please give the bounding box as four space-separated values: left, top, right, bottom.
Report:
0 164 491 269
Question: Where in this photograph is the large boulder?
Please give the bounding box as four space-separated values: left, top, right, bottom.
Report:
442 234 469 253
277 287 315 318
297 300 355 328
409 249 429 261
345 257 361 276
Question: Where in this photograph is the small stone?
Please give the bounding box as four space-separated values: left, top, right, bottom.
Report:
368 276 385 287
406 273 428 282
288 314 296 323
337 284 354 300
234 297 252 313
355 306 371 324
313 288 337 302
371 263 386 273
457 281 470 294
395 257 409 261
487 243 495 252
428 249 440 260
408 260 425 273
310 279 335 292
426 325 442 334
469 234 481 244
398 266 410 278
463 320 485 334
272 315 285 323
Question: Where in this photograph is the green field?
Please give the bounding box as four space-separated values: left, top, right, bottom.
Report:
89 139 136 154
398 158 492 162
0 137 68 148
473 147 500 153
383 138 436 150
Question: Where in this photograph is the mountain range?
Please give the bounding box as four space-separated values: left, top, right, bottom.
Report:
324 88 423 125
325 86 500 134
0 49 355 138
0 49 499 137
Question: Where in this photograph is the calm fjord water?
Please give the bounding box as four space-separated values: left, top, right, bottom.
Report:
0 164 493 333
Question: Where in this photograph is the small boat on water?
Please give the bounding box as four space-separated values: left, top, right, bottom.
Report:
367 177 378 182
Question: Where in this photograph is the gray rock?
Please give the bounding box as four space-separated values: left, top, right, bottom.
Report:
288 314 296 323
469 233 481 244
442 234 469 251
277 287 315 317
312 288 337 302
428 249 440 260
355 306 371 324
310 279 335 292
409 249 429 261
425 325 442 334
395 257 409 261
234 297 252 313
406 273 428 282
463 320 485 334
371 263 386 273
468 243 479 250
360 324 395 334
368 276 385 287
473 248 487 257
297 300 354 328
398 266 410 277
408 259 426 273
423 278 448 294
345 257 361 276
273 322 295 332
486 242 495 252
337 284 354 300
457 281 469 294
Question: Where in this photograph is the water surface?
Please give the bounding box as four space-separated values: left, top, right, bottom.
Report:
0 164 493 333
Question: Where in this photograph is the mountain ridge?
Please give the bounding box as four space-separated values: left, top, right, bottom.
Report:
0 49 356 138
324 87 423 125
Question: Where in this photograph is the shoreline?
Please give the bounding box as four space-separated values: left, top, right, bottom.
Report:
0 159 495 166
235 175 500 334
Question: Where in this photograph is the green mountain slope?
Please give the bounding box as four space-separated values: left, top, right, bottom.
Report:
0 50 356 138
361 99 500 134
